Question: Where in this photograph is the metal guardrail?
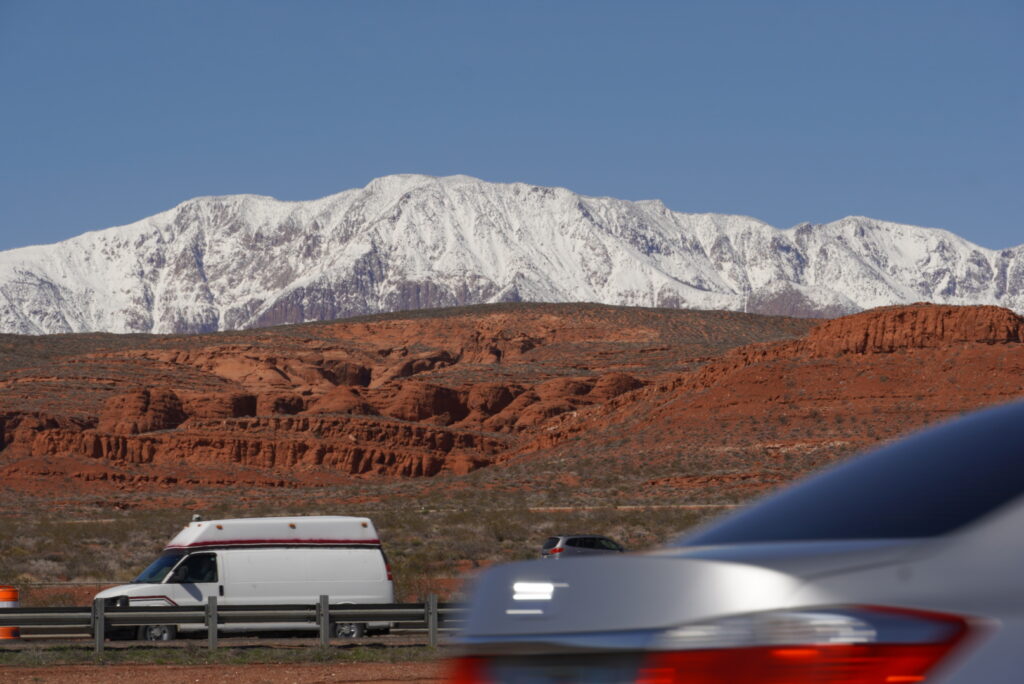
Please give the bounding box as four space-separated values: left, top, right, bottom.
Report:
0 595 466 652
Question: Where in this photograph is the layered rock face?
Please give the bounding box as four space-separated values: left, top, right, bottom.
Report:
0 304 813 492
2 302 1023 503
98 389 187 434
674 303 1024 390
516 302 1024 500
802 304 1024 355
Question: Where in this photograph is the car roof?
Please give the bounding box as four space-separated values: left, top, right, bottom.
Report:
554 534 611 539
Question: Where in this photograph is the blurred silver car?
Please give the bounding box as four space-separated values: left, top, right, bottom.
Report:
451 400 1024 682
541 535 625 559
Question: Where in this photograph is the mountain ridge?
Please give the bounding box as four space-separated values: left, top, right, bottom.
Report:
1 174 1020 334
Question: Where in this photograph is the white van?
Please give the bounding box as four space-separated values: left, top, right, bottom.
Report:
95 516 394 640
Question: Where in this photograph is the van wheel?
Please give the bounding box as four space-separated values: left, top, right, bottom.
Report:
137 624 177 641
332 622 365 639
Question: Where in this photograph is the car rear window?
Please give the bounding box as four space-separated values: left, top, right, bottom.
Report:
542 537 560 550
680 402 1024 546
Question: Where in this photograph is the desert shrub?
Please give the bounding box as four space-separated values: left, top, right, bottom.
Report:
0 478 737 605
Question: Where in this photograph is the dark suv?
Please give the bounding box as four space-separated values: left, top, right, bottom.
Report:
541 534 625 559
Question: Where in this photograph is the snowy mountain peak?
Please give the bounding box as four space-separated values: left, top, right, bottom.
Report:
0 174 1020 334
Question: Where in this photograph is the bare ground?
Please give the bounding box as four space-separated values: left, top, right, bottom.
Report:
1 661 444 683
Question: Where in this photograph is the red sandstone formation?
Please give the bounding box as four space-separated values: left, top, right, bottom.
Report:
306 387 377 415
97 389 187 435
179 392 257 420
588 372 644 401
322 361 372 387
680 303 1024 393
802 304 1024 356
483 390 540 432
507 303 1024 481
514 400 578 428
534 377 593 401
457 383 524 427
256 393 307 416
2 302 1023 505
465 383 521 416
372 350 456 386
383 382 468 425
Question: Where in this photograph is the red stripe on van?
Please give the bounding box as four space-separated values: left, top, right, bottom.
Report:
165 538 381 549
129 595 179 606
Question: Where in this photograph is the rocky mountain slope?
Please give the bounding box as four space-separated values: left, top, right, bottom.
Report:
512 304 1024 501
0 304 811 494
1 175 1022 334
1 302 1023 511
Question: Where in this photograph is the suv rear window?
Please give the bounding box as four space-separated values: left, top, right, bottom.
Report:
681 402 1024 546
542 537 560 550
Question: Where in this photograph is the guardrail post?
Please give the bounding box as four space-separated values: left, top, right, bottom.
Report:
426 593 438 648
318 595 330 647
92 598 105 653
206 595 218 649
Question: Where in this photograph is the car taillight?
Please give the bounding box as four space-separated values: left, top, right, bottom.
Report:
448 656 492 684
636 606 969 684
447 607 969 684
549 547 563 554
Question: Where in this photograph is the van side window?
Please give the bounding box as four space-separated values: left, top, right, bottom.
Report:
173 553 218 583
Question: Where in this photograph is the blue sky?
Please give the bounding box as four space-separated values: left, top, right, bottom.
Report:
0 1 1020 251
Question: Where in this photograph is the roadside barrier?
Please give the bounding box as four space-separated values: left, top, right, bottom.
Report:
0 586 17 639
0 595 465 652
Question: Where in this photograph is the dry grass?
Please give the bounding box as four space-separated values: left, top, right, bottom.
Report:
0 490 719 605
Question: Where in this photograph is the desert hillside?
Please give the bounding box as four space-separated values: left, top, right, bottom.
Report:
3 301 1024 599
1 301 1021 512
0 304 810 501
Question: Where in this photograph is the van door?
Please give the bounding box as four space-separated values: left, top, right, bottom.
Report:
161 552 222 606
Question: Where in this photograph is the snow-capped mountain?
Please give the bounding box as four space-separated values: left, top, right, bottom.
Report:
1 174 1021 334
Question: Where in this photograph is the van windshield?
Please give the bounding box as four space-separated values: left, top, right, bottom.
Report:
132 551 185 583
